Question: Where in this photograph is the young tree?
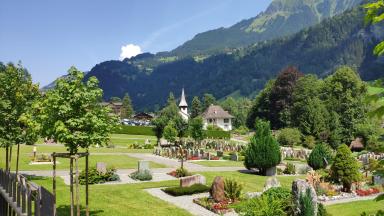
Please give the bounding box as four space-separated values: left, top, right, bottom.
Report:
244 120 281 175
308 143 333 170
277 128 302 147
330 144 361 192
39 67 117 214
152 116 167 146
189 117 204 148
268 66 303 129
324 66 368 144
202 93 216 111
0 63 40 173
121 93 134 118
163 122 177 144
191 96 202 118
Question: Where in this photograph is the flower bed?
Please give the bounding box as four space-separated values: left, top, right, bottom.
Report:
356 188 380 196
193 197 235 214
187 156 200 160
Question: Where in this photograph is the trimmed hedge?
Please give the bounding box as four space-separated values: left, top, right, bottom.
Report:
114 125 156 136
162 184 210 196
114 125 230 139
204 130 231 139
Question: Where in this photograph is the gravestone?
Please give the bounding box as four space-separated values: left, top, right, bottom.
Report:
373 175 384 185
180 174 206 187
96 162 107 175
263 176 280 192
138 160 150 173
210 176 225 202
217 151 223 157
231 153 238 161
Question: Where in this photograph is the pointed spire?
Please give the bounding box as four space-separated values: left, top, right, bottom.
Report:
179 88 188 107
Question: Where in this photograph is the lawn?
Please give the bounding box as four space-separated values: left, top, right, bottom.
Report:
326 199 384 216
109 134 157 147
30 177 191 216
197 171 305 192
0 144 165 171
192 160 244 167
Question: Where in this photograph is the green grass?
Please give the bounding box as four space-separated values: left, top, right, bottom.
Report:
197 171 305 192
326 199 384 216
0 144 165 171
192 160 244 167
30 177 191 216
109 134 157 147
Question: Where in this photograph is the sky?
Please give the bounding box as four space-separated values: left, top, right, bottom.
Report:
0 0 271 86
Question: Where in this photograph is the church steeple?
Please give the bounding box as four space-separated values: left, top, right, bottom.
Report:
179 88 188 107
179 88 189 121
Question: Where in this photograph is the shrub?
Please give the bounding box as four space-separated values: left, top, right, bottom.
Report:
233 195 286 216
207 124 223 131
233 126 249 135
299 189 315 216
224 178 243 201
330 144 362 192
130 170 153 181
308 143 333 170
175 167 190 178
204 130 231 139
113 125 155 136
277 128 302 146
244 120 281 175
262 187 293 214
79 167 119 185
304 135 316 149
163 184 210 196
318 203 331 216
283 163 296 174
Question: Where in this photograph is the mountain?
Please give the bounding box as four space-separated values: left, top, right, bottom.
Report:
84 5 384 111
170 0 363 56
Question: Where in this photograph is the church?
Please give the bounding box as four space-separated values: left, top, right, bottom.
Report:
178 88 189 121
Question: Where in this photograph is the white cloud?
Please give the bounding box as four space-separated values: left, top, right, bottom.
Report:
119 44 142 60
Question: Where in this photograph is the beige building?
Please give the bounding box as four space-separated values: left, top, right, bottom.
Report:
202 105 234 131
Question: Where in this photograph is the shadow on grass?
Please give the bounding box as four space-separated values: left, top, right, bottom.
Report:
237 169 258 175
23 174 49 181
57 205 104 216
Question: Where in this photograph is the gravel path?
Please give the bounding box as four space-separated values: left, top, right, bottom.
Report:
145 188 238 216
322 193 383 206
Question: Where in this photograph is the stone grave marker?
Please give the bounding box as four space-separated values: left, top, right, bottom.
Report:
180 174 206 187
138 160 150 173
231 153 238 161
96 162 107 175
210 176 225 202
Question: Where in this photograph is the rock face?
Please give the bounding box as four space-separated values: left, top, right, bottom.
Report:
180 174 206 187
263 176 281 192
292 179 318 216
210 176 225 202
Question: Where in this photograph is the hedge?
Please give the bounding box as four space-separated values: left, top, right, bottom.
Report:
114 125 230 139
113 125 156 136
204 130 231 139
162 184 210 196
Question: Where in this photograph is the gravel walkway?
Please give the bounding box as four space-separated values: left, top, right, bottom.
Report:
145 188 238 216
322 193 383 206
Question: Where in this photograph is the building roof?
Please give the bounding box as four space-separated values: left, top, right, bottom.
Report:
202 105 234 119
179 88 188 107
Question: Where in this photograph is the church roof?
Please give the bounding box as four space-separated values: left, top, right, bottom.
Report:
179 88 188 107
202 105 234 119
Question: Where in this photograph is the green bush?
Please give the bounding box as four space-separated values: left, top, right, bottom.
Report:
162 184 210 196
318 203 332 216
113 125 156 136
233 126 249 135
244 120 281 175
207 124 223 131
224 178 243 201
308 143 333 170
277 128 302 147
175 167 190 178
130 170 153 181
79 167 119 185
233 195 286 216
262 187 293 214
304 135 316 149
204 130 230 139
283 163 296 174
299 189 315 216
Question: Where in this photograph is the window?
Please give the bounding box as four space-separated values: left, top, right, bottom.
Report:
224 118 229 123
209 119 213 123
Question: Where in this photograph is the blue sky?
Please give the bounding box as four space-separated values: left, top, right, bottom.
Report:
0 0 271 86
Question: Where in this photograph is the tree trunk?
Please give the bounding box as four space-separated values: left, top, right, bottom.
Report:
75 156 80 216
5 146 9 172
16 143 20 176
8 145 12 172
70 157 74 216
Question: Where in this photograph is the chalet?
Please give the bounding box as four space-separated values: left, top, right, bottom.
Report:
133 112 154 121
202 105 234 131
101 101 123 116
